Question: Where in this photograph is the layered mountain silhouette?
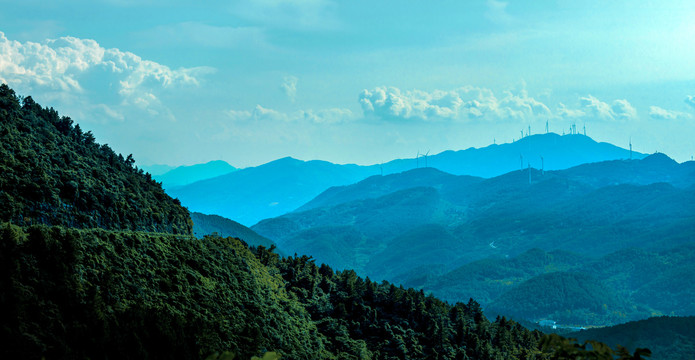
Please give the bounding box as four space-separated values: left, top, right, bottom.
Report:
170 133 646 226
3 83 569 359
2 81 669 359
251 153 695 325
168 157 379 226
379 133 645 178
152 160 237 188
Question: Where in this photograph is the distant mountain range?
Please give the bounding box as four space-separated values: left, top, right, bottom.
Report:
150 160 237 188
167 157 378 226
251 153 695 326
380 133 645 178
169 133 646 226
2 82 668 359
139 163 176 176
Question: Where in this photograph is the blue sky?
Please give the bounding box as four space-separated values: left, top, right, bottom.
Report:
1 0 694 167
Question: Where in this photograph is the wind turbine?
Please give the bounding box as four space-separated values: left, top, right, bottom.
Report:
424 150 430 168
540 156 544 175
545 120 549 134
629 138 632 160
416 150 420 168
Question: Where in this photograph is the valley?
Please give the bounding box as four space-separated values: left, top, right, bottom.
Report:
2 84 693 359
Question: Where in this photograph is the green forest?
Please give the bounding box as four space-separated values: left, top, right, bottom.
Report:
0 84 191 234
0 83 657 358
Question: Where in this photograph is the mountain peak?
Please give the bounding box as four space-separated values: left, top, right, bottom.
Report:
641 152 677 166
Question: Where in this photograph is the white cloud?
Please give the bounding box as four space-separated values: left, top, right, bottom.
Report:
611 99 637 121
649 106 692 120
686 95 695 109
556 103 585 118
358 86 551 122
579 95 637 121
226 105 354 124
281 76 298 102
0 31 213 107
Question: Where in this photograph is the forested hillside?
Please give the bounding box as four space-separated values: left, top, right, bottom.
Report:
253 160 695 282
0 222 557 359
4 83 634 359
570 316 695 360
190 211 276 249
0 84 192 234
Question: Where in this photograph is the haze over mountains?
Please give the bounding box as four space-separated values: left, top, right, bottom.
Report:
148 128 692 330
4 83 694 359
168 133 647 226
147 160 237 188
5 84 573 359
250 153 695 327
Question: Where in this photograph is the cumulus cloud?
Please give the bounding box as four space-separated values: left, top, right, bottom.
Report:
649 106 692 120
0 31 213 106
281 76 298 102
579 95 637 121
556 103 585 118
611 99 637 121
359 86 551 122
685 95 695 109
226 105 354 124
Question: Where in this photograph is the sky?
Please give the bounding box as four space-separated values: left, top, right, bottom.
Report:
1 0 694 167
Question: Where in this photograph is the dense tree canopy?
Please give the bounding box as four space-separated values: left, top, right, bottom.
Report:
0 84 654 359
0 84 192 234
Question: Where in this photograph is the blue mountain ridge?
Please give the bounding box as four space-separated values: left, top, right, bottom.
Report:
170 133 647 226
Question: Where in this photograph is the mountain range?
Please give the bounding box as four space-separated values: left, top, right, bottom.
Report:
5 83 580 359
4 83 692 359
168 133 646 226
251 153 695 326
149 160 237 188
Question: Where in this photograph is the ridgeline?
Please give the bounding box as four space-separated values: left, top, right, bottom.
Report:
0 84 651 359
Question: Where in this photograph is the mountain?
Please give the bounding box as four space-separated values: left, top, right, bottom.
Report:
485 271 630 326
154 160 236 188
569 316 695 360
297 167 482 212
254 154 695 276
416 242 695 327
0 85 191 234
190 211 276 249
5 84 584 359
379 133 646 178
168 157 380 226
422 248 587 305
139 164 175 176
559 152 695 188
171 133 646 226
252 153 695 326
